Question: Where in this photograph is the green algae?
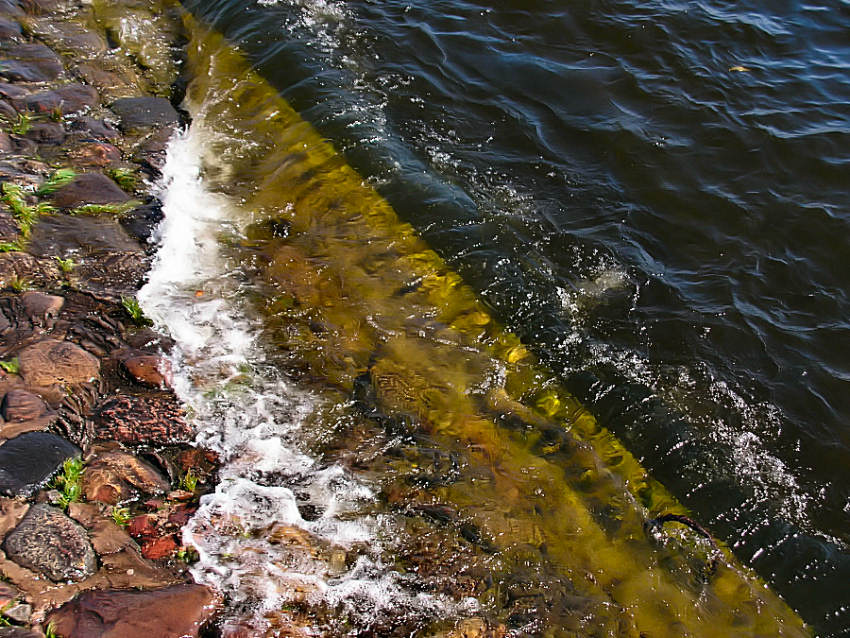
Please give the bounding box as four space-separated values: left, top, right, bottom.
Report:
181 16 810 637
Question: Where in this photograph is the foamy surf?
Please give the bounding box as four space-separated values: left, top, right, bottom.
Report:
138 120 458 634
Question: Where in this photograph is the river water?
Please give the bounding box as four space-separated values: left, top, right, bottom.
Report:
143 1 849 635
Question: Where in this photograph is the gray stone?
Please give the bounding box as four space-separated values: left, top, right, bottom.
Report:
69 116 119 140
0 431 79 496
109 97 179 132
28 214 141 256
4 503 97 582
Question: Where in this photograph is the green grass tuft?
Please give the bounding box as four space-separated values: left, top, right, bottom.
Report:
0 358 19 375
37 168 76 196
55 256 75 273
107 168 138 192
71 199 142 217
52 457 85 510
110 506 131 527
121 295 153 327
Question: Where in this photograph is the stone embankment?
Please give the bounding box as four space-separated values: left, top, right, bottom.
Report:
0 0 220 635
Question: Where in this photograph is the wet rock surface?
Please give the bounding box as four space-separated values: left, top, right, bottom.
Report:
4 503 96 582
49 172 130 209
0 432 78 496
110 97 179 132
48 584 218 638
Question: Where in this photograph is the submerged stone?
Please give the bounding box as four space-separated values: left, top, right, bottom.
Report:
0 431 78 496
47 584 218 638
4 503 96 582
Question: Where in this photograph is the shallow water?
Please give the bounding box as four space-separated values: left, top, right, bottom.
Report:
150 1 849 635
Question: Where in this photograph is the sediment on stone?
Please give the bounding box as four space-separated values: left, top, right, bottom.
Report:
0 0 220 634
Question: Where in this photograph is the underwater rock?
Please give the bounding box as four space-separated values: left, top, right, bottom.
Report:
4 503 97 582
110 97 179 132
0 43 63 82
0 431 78 496
50 172 130 209
47 584 218 638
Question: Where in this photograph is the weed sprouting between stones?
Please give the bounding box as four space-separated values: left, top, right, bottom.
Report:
52 457 85 510
121 295 154 327
0 358 19 375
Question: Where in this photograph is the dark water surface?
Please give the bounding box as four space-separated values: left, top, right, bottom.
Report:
182 0 850 633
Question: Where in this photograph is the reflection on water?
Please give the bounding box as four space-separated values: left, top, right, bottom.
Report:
138 15 812 635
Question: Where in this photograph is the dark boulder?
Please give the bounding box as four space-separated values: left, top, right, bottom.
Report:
110 97 179 132
0 431 79 496
4 503 97 582
50 172 130 209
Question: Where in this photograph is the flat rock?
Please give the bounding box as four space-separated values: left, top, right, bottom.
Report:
0 43 63 82
110 97 179 132
28 214 141 257
0 431 78 496
83 448 169 504
20 83 99 116
50 172 129 209
4 503 96 582
94 394 192 445
0 100 16 122
48 584 218 638
0 83 27 101
123 354 171 388
18 338 100 395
